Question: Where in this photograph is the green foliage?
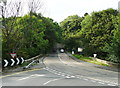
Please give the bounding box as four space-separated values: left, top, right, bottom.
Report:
73 54 109 66
60 15 84 51
41 17 63 52
61 8 119 63
2 13 62 59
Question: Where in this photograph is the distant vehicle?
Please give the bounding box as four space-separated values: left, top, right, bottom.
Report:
60 49 64 53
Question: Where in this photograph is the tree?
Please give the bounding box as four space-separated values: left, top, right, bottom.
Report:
103 13 120 63
42 17 62 52
60 15 83 51
27 0 43 16
80 8 119 58
16 14 48 58
0 0 24 58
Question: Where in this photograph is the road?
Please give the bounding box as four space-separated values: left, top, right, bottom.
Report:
1 52 118 86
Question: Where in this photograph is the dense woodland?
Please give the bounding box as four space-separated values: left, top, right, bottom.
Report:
1 13 62 59
0 1 120 63
60 8 120 63
0 0 62 59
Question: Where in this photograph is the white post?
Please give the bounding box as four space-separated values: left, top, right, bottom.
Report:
93 54 97 60
72 51 74 54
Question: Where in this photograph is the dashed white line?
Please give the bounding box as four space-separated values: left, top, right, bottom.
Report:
107 84 116 86
66 76 71 78
91 80 96 82
44 67 118 86
98 82 105 84
84 79 88 81
70 76 75 78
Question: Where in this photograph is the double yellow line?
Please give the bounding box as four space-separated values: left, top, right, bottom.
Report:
0 68 41 79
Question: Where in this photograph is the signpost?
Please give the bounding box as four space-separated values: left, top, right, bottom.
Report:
93 54 97 58
72 51 74 54
3 57 24 67
4 60 8 67
10 53 16 58
78 48 83 52
93 54 97 60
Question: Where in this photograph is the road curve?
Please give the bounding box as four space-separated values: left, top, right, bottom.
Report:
1 52 118 86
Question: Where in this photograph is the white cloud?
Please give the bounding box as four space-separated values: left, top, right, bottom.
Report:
43 0 119 22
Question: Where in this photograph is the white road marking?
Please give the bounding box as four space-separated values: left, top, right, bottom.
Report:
98 82 105 84
84 79 88 81
18 74 45 81
59 57 67 64
43 78 62 85
18 77 30 81
107 84 116 86
66 76 71 78
71 76 75 78
86 77 118 85
43 64 118 86
57 74 61 75
91 80 96 82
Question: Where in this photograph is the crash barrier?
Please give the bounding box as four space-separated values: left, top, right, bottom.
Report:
2 54 44 68
23 55 44 69
25 55 42 62
2 57 24 67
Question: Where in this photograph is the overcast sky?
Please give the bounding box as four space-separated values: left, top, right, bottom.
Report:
42 0 119 23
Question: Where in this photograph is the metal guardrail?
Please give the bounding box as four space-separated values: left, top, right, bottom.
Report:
23 54 44 69
25 55 42 62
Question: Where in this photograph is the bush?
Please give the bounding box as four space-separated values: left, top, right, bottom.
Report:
106 54 120 63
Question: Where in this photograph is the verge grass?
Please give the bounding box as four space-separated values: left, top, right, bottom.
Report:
73 54 109 66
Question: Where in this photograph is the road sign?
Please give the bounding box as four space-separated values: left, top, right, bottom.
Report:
2 57 24 67
21 57 24 64
93 54 97 58
78 48 83 52
4 60 8 67
72 51 74 54
11 59 15 66
10 53 16 58
16 58 20 65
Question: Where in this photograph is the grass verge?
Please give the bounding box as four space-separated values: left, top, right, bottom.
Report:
73 54 110 66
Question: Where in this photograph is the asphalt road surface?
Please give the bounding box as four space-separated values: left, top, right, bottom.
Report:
1 52 118 86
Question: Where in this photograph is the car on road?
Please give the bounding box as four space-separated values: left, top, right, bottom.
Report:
60 49 64 53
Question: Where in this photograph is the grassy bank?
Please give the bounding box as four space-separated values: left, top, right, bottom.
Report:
73 54 110 66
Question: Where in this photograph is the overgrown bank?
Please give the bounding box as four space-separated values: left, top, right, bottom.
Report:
60 8 120 63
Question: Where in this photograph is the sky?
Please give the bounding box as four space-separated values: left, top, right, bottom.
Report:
1 0 119 23
42 0 119 23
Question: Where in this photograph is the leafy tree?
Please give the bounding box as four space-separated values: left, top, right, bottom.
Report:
80 8 118 58
103 13 120 63
60 15 83 51
16 14 48 58
42 17 62 52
